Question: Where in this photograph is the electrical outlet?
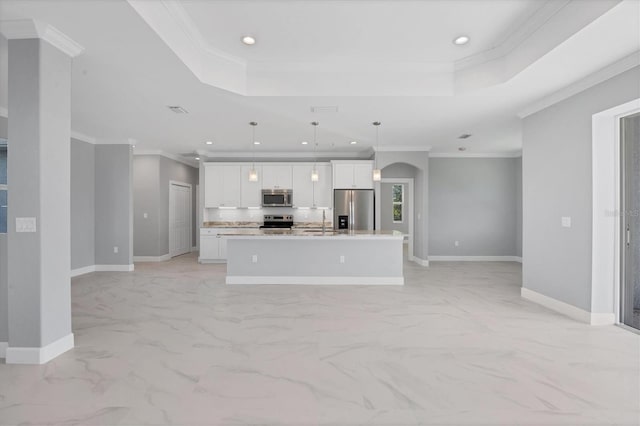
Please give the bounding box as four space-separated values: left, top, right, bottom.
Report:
252 255 258 263
340 255 345 264
454 240 459 247
143 212 148 219
113 246 119 254
561 217 572 228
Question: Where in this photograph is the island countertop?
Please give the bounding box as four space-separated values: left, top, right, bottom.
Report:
219 229 404 239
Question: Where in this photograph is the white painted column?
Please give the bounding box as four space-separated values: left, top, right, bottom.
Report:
0 20 83 364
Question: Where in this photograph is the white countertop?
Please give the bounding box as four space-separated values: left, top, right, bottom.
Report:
221 229 404 240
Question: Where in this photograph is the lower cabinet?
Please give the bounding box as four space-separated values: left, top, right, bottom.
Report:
199 228 242 262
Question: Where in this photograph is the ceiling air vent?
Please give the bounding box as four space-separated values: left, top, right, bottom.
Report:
458 133 472 139
310 106 339 113
167 105 189 114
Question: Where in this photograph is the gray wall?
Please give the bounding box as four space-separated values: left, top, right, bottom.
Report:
0 234 7 343
95 144 133 266
381 182 409 234
70 139 95 270
429 158 520 257
133 155 198 257
523 66 640 312
516 157 523 257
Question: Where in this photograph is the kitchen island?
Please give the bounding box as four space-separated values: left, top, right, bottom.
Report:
222 230 404 285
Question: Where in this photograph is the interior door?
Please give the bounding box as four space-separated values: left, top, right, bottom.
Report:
621 113 640 330
170 183 192 257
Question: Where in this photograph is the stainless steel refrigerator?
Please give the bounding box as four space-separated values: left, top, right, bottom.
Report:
333 189 375 231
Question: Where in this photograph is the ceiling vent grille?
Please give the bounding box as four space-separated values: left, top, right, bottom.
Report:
167 105 189 114
311 106 339 113
458 133 472 139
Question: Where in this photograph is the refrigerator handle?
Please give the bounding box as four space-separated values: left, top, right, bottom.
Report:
350 199 354 231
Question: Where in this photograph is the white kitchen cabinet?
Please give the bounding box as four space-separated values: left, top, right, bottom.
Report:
313 164 333 207
262 165 292 189
240 165 262 207
199 228 244 262
292 163 332 208
332 161 373 189
204 164 241 207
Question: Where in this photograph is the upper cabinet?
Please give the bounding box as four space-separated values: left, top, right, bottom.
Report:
204 164 241 207
292 163 332 208
332 161 374 189
240 165 262 207
262 165 293 190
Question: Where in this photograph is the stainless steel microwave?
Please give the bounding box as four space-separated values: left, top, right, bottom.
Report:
261 189 293 207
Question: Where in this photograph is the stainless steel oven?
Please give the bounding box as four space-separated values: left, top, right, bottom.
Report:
261 189 293 207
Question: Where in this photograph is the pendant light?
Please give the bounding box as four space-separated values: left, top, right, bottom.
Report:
311 121 319 182
248 121 259 182
372 121 382 181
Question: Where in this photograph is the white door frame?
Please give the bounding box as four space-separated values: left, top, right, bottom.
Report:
592 98 640 326
169 180 192 258
375 178 414 261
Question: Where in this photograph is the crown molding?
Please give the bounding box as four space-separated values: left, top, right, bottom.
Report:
375 146 432 152
518 51 640 118
0 19 84 57
134 149 199 168
430 151 522 158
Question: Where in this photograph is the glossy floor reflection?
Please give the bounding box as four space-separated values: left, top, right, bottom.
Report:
0 254 638 425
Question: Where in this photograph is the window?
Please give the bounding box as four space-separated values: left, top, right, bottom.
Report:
392 184 403 223
0 139 6 234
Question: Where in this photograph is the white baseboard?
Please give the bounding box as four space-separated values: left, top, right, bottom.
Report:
521 288 615 325
5 333 74 364
0 342 7 358
71 264 96 277
409 256 429 267
133 254 171 262
95 264 135 272
226 276 404 285
429 255 522 262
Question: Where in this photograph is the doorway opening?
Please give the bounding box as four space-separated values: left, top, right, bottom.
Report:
169 181 192 258
377 178 414 261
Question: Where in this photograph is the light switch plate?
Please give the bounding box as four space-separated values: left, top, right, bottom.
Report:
16 217 37 233
561 217 572 228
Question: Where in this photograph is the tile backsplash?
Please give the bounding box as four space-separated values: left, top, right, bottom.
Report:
204 207 332 224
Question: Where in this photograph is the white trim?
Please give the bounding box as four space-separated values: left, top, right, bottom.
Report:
521 288 615 326
5 333 74 364
592 99 640 324
201 150 369 160
226 276 404 285
169 181 193 258
0 342 7 358
70 131 97 144
429 152 522 158
95 264 134 272
71 264 96 277
429 255 522 262
0 19 84 57
133 254 171 262
410 256 430 267
134 149 199 168
0 106 7 118
198 258 225 264
518 52 640 118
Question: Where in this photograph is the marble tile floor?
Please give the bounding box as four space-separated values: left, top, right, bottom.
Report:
0 254 639 426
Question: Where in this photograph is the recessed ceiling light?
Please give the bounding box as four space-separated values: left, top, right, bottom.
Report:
195 157 200 160
301 141 308 145
253 141 261 145
242 35 256 45
205 141 213 145
350 141 358 145
453 35 470 45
